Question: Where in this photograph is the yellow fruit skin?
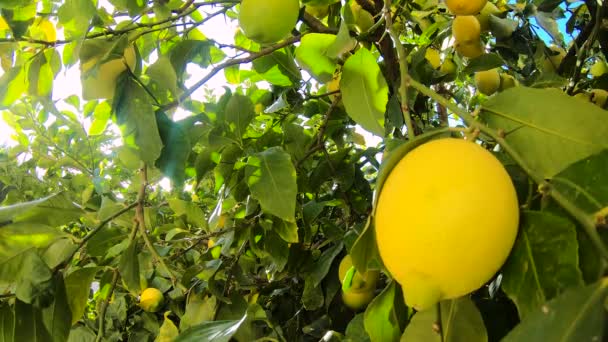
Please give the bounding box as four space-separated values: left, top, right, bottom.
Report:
425 48 442 69
375 138 519 311
542 45 566 72
475 68 501 96
446 0 487 15
81 45 136 100
338 255 379 292
239 0 299 44
590 89 608 108
342 289 375 311
440 58 457 74
452 16 481 44
140 288 164 313
590 60 608 77
327 73 341 102
455 40 484 59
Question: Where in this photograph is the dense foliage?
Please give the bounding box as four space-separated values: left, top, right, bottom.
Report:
0 0 607 341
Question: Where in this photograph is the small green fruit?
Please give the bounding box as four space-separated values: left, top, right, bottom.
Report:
238 0 300 44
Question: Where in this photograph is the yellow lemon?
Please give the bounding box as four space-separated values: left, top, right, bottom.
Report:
446 0 487 15
440 58 457 74
342 289 375 311
455 40 484 59
475 68 501 96
327 72 341 102
499 73 518 91
541 45 566 72
139 288 164 313
80 44 136 100
590 60 608 77
238 0 300 44
590 89 608 108
452 16 482 44
338 255 379 292
375 138 519 311
425 48 442 69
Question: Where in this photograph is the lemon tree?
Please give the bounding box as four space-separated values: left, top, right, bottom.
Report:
0 0 607 341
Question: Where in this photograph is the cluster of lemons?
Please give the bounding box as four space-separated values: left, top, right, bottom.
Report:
447 0 517 96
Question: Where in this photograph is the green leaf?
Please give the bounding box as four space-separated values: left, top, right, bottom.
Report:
480 87 608 177
67 325 95 342
180 295 217 331
364 282 401 342
502 211 584 318
551 150 608 216
0 223 66 262
4 249 54 305
156 312 179 342
307 242 343 287
273 217 299 243
295 33 338 83
57 0 96 38
42 238 78 269
41 274 72 342
400 297 488 342
0 192 83 227
14 299 52 341
85 226 128 257
175 315 247 342
349 218 381 273
345 313 371 342
0 302 15 342
155 111 191 187
502 279 608 342
225 94 255 139
462 53 505 75
252 50 301 86
118 240 141 294
27 51 56 97
0 66 25 109
302 276 325 310
65 267 99 325
146 56 179 100
245 147 297 222
113 77 163 165
341 48 388 136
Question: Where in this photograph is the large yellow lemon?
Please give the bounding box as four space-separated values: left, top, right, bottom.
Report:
238 0 300 44
338 255 379 292
342 289 375 311
446 0 487 15
452 16 481 44
455 40 484 59
474 68 501 96
80 45 136 100
139 288 164 312
375 138 519 311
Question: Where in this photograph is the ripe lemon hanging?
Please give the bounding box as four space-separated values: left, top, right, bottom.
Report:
375 138 519 311
139 288 164 312
452 16 482 44
238 0 300 44
475 68 501 96
446 0 487 15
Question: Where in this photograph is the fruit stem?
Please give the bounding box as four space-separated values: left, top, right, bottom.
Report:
406 76 608 261
383 0 416 139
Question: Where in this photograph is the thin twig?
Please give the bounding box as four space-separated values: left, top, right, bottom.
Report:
95 269 119 342
383 0 416 138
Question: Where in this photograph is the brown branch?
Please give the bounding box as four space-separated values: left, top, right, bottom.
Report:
301 11 338 34
296 94 342 168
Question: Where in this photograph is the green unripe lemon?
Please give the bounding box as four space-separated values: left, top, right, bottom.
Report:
475 68 501 96
375 138 519 311
238 0 300 44
342 289 375 311
139 288 164 313
338 255 379 292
